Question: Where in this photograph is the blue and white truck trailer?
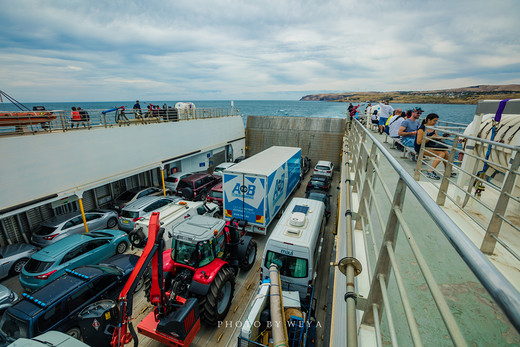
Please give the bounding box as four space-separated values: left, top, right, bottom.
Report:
223 146 301 234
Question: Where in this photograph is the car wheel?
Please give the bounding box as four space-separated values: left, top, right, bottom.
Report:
116 241 128 254
129 229 146 248
10 258 29 276
66 327 82 340
134 276 145 293
107 217 118 228
200 189 207 201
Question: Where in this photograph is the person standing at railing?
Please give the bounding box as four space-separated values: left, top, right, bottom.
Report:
378 100 394 134
414 113 454 180
133 100 142 119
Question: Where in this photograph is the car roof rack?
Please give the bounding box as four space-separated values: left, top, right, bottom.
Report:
65 268 90 280
22 293 47 308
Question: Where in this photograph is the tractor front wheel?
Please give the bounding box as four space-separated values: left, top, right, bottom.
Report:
199 266 235 326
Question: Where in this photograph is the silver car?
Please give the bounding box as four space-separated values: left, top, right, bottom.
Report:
0 285 18 314
118 196 180 232
0 243 39 278
31 209 118 247
112 186 169 212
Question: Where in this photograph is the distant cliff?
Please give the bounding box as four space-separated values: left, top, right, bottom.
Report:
300 85 520 104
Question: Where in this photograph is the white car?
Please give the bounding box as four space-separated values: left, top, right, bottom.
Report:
165 172 193 191
314 160 334 178
213 162 236 177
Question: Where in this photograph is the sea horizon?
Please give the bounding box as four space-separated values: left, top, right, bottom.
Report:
1 100 478 125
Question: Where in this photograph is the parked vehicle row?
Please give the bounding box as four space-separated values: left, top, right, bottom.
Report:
31 209 118 247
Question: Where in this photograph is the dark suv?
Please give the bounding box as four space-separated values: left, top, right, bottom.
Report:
176 173 221 201
0 254 139 344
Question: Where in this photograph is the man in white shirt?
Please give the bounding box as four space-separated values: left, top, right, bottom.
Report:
378 100 394 134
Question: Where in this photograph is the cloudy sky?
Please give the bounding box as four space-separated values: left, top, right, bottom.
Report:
1 0 519 102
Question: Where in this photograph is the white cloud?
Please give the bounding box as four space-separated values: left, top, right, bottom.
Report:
0 0 519 101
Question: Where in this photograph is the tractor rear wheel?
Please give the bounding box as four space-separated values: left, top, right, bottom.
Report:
239 239 257 271
199 266 235 326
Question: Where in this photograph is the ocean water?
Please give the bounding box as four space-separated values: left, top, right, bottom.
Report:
0 100 478 125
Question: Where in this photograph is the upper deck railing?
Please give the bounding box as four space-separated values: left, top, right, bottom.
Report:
334 100 520 346
0 106 238 136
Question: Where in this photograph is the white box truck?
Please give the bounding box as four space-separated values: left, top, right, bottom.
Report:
223 146 301 234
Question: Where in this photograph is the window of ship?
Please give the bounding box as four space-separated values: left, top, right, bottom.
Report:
264 251 308 278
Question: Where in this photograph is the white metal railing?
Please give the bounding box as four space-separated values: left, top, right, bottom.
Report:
338 116 520 346
413 108 520 260
0 107 238 136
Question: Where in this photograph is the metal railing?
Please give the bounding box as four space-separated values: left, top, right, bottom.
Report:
338 116 520 346
411 100 520 260
0 107 238 136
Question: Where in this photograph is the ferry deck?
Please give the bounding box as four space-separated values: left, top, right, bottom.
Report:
1 100 520 346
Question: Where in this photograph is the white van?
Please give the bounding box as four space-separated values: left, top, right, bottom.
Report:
129 200 219 247
260 197 325 298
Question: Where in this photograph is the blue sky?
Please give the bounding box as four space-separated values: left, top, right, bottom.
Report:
1 0 519 102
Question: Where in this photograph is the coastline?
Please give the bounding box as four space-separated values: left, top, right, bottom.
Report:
300 84 520 105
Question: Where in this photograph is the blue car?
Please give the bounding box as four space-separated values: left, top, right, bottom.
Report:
19 230 129 291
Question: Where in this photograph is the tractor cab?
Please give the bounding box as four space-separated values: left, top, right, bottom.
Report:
172 237 222 268
170 215 227 268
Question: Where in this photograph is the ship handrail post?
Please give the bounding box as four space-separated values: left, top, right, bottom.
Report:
480 149 520 254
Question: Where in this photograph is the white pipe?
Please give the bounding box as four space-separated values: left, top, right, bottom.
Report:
269 264 288 347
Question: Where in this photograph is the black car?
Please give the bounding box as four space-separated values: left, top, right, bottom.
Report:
305 189 331 224
0 254 140 344
176 173 221 201
306 174 331 193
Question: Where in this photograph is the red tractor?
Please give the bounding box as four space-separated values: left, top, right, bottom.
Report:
111 212 201 347
146 214 258 326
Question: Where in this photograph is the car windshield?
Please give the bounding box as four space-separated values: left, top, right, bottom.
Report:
116 191 136 201
121 210 139 219
0 311 30 340
24 259 54 274
172 239 198 267
264 251 308 278
165 177 178 183
208 190 222 199
33 225 57 236
316 165 330 171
